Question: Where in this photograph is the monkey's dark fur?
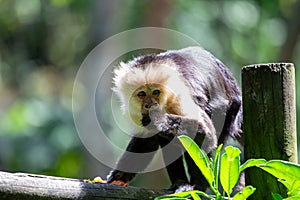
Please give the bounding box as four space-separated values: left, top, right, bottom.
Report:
107 47 243 192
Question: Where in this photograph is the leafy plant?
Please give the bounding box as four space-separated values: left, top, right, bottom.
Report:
237 158 300 199
155 135 300 200
247 159 300 199
155 135 256 200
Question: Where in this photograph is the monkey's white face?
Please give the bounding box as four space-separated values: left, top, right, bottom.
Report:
113 62 194 128
128 84 167 127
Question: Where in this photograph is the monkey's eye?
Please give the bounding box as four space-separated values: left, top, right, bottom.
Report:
137 91 146 97
152 89 160 95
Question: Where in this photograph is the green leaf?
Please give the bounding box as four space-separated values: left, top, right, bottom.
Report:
283 195 300 200
155 190 210 200
154 194 187 200
192 190 214 199
277 179 300 196
190 192 201 200
232 185 256 200
272 193 283 200
178 135 214 186
169 190 195 198
240 159 267 172
213 144 223 189
154 197 187 200
220 146 241 196
257 160 300 193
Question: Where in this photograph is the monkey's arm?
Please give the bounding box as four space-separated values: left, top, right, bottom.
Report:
149 106 217 153
107 136 159 184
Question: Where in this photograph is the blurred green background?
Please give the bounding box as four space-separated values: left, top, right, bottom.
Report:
0 0 299 189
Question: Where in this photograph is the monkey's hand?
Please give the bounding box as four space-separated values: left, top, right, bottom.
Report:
148 105 216 153
106 169 135 186
167 114 200 135
147 104 191 134
165 114 217 153
148 104 194 135
148 104 171 133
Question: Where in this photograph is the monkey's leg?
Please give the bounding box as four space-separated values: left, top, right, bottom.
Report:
157 132 210 192
218 98 242 145
184 151 209 191
182 130 210 191
157 135 190 191
218 98 245 194
107 135 159 184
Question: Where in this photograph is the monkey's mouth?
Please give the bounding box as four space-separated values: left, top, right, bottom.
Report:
141 113 151 126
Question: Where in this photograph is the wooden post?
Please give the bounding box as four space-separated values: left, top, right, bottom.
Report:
242 63 297 199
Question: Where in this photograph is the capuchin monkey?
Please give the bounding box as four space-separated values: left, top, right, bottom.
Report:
107 46 243 192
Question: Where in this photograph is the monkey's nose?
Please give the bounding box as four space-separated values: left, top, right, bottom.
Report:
144 104 150 109
144 103 158 110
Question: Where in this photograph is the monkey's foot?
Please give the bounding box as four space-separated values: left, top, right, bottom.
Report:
167 180 195 193
174 184 195 193
106 169 134 187
110 180 129 187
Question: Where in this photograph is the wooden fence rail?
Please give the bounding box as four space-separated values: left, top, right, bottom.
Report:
0 171 169 200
